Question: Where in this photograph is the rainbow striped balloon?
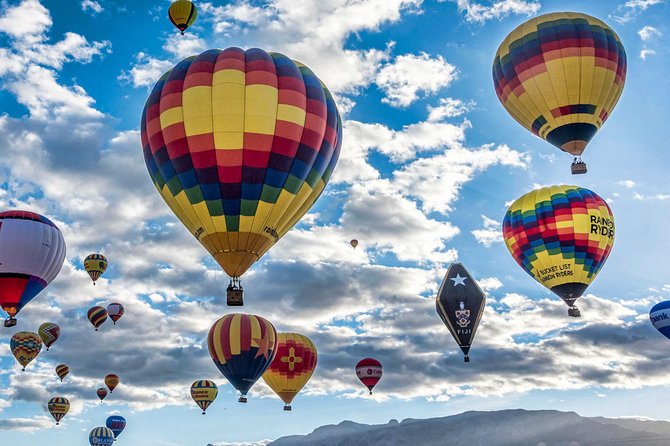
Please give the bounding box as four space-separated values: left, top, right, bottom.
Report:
141 48 342 283
503 185 614 315
493 12 626 162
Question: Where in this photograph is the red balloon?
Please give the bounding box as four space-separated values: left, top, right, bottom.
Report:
355 358 382 395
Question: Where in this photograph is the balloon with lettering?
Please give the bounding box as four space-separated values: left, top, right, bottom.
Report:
262 332 317 410
493 12 626 174
55 364 69 382
97 387 108 402
38 322 61 351
0 210 66 327
435 263 486 363
190 380 218 414
89 426 115 446
10 331 42 371
87 306 108 331
503 185 615 317
105 374 120 393
141 48 342 306
355 358 382 395
107 303 124 325
106 415 126 439
48 397 70 425
650 301 670 340
168 0 197 35
207 313 277 402
84 253 108 285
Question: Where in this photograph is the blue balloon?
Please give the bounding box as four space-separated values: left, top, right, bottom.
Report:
106 416 126 439
89 426 115 445
650 301 670 339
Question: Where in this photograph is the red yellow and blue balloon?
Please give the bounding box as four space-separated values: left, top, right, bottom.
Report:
88 306 108 331
56 364 69 382
84 253 108 285
10 331 42 371
38 322 60 350
107 303 124 324
190 380 218 414
48 397 70 425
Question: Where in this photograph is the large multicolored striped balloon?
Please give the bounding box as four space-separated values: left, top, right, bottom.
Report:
38 322 60 350
190 380 218 414
262 332 317 410
207 313 277 402
493 12 626 170
89 426 115 445
502 185 614 317
0 210 66 327
141 48 342 289
48 397 70 425
10 331 42 371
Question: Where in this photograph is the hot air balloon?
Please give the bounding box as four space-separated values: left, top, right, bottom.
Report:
84 253 108 285
493 12 627 174
106 415 126 439
105 374 120 393
350 239 358 249
207 313 277 402
89 426 115 446
190 380 218 414
48 397 70 425
97 387 108 402
38 322 60 351
355 358 382 395
141 48 342 306
88 306 108 331
55 364 69 382
10 331 42 371
503 185 615 317
168 0 197 35
650 301 670 340
436 263 486 363
107 303 124 325
262 333 317 411
0 210 66 327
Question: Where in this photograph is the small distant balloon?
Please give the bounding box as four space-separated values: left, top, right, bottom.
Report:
38 322 61 351
55 364 70 382
89 426 115 446
355 358 382 395
97 387 108 402
350 239 358 249
106 415 126 439
84 253 108 285
48 397 70 425
107 303 124 325
190 380 218 414
168 0 197 35
105 374 120 393
10 331 42 371
650 301 670 340
87 306 108 331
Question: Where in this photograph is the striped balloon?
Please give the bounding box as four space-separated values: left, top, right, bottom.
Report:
38 322 60 350
89 426 115 445
55 364 69 382
84 253 108 284
190 380 218 414
493 12 626 168
48 396 70 424
356 358 382 395
87 306 108 331
262 333 317 410
96 387 108 402
10 331 42 371
207 313 277 401
503 185 614 316
141 48 342 286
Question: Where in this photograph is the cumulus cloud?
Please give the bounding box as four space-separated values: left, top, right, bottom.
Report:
81 0 103 14
118 52 175 88
640 48 657 59
376 53 458 107
611 0 664 24
472 215 503 247
427 98 475 121
638 25 662 41
448 0 540 23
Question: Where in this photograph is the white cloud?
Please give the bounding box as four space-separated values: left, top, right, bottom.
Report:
612 0 664 24
618 180 636 188
449 0 540 23
163 32 207 59
640 48 657 59
633 192 670 200
118 52 175 88
81 0 103 14
427 97 475 121
472 215 503 247
376 52 457 107
638 25 662 41
0 0 51 44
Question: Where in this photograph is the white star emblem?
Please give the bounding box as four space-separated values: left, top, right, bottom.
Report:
450 273 467 286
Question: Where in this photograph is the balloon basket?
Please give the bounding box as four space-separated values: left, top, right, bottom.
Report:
226 278 244 306
238 396 248 403
284 405 292 411
4 317 17 328
571 159 587 175
568 307 581 318
464 356 470 363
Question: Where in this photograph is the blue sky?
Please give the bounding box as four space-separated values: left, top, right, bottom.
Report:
1 0 670 444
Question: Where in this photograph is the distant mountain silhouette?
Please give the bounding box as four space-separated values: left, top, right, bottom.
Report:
268 409 670 446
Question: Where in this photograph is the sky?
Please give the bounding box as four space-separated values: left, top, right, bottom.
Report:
0 0 669 444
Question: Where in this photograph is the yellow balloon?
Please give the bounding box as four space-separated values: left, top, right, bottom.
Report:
168 0 197 35
190 380 218 414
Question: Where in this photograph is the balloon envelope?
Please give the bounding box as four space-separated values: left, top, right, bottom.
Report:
168 0 197 34
105 374 120 392
207 313 277 400
89 426 115 445
503 185 614 316
190 380 218 414
262 333 317 409
87 306 108 330
106 303 124 324
10 331 42 370
435 263 486 362
38 322 60 350
48 397 70 424
0 210 66 325
355 358 382 394
493 12 626 161
84 253 108 284
650 301 670 340
106 415 126 438
140 48 342 284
